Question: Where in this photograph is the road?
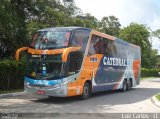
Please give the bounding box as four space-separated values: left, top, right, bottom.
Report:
0 78 160 119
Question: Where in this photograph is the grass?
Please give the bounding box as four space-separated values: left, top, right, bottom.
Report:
0 89 23 94
156 94 160 101
141 77 159 80
141 78 147 80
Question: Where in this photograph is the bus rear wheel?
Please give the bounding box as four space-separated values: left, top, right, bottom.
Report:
127 79 132 91
121 79 127 92
80 82 91 100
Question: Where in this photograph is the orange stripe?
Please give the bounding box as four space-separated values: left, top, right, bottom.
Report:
62 47 81 62
28 48 65 55
16 47 29 61
28 47 81 62
133 59 141 80
91 30 116 40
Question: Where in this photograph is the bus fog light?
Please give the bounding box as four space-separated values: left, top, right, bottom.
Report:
56 89 64 94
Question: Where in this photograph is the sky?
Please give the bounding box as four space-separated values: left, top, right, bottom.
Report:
74 0 160 53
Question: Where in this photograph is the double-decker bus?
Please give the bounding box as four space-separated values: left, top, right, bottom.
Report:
16 27 141 99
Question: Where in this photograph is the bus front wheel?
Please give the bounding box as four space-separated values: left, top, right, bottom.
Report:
80 82 91 100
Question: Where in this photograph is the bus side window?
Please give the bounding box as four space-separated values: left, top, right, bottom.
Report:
88 35 117 56
68 52 83 75
88 35 101 55
92 36 105 54
102 38 117 57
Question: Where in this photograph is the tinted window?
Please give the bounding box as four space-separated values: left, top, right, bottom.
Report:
88 35 117 56
26 54 64 80
67 51 83 75
71 30 90 51
31 31 71 49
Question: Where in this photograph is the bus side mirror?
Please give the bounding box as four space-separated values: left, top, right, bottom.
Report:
15 47 29 61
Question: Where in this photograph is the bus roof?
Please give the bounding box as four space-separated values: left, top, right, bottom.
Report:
38 27 91 32
91 30 116 41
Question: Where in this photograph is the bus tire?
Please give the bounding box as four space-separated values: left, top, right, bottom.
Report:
127 79 132 91
121 79 127 92
80 82 91 100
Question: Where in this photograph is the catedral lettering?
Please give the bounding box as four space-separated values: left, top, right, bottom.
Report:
103 57 126 66
16 27 141 99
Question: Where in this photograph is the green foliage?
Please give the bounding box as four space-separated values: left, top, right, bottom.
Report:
155 55 160 68
152 29 160 39
149 49 160 68
156 94 160 101
0 0 29 59
141 68 160 77
75 13 99 29
0 60 25 90
99 16 121 36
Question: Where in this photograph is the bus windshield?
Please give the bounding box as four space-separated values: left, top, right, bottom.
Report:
26 54 64 80
31 30 71 49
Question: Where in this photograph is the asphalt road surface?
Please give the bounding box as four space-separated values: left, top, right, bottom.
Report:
0 78 160 119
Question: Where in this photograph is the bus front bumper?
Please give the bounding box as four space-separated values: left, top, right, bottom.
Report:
24 82 68 97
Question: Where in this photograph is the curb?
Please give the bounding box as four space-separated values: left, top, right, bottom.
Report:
0 92 25 98
151 94 160 107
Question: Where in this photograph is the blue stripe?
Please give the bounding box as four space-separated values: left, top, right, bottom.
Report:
25 77 61 86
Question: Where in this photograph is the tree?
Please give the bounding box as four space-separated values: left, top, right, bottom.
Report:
75 13 99 29
0 0 27 59
152 29 160 39
119 23 152 68
149 49 159 69
99 16 121 36
155 55 160 69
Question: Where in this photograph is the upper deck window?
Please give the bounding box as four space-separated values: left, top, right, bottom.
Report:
71 30 90 51
88 35 117 56
31 30 71 49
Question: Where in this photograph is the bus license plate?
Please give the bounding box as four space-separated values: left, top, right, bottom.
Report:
37 90 45 95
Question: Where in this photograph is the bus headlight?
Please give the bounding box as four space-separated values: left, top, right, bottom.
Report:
61 78 71 85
